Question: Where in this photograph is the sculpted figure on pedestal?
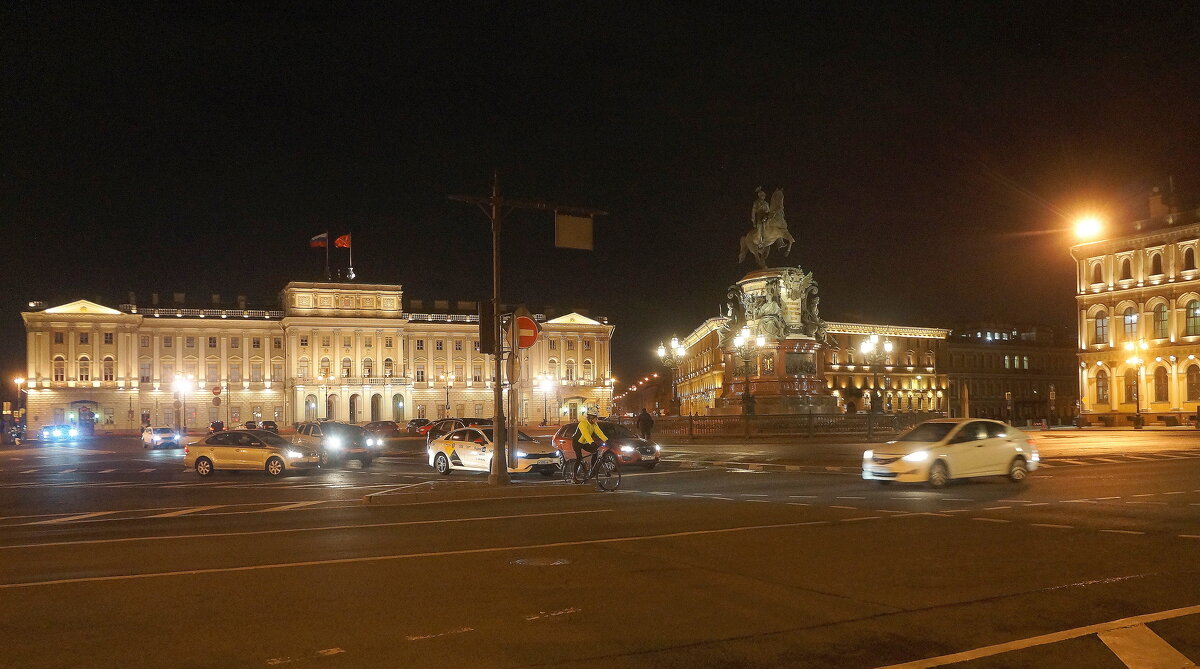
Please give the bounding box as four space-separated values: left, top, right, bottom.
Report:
738 188 796 269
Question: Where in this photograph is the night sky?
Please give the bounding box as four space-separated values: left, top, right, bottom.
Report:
5 3 1200 400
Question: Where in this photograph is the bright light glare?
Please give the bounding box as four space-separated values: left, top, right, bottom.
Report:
902 450 929 462
1074 215 1102 239
620 445 635 453
286 450 303 459
863 450 874 459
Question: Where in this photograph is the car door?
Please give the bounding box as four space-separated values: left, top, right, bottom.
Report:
944 421 991 477
241 434 271 470
442 429 474 469
292 423 312 447
983 422 1019 475
466 429 492 469
203 432 237 468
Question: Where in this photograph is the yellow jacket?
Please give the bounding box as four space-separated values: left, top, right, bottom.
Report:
576 419 608 444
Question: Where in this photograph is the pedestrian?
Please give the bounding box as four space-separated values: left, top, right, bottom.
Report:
637 408 654 441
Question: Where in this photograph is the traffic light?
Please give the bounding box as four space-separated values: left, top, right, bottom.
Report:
479 299 496 355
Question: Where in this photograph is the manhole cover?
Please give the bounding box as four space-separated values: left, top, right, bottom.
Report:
510 557 571 567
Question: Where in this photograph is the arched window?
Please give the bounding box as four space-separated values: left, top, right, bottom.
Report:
548 358 558 378
1123 307 1137 339
1096 369 1109 403
78 356 91 382
383 358 394 377
582 359 593 380
102 356 114 381
319 357 330 377
1093 310 1108 344
53 356 66 382
1123 369 1138 403
1120 257 1132 280
362 358 373 378
1154 367 1169 402
906 350 914 365
304 394 318 421
1187 300 1200 336
1189 366 1200 401
1151 253 1163 275
341 357 352 378
1092 263 1103 284
1154 303 1169 339
565 360 576 381
1186 247 1197 271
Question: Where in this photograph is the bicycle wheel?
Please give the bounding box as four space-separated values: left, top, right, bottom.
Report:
572 458 588 485
595 453 621 491
561 458 576 484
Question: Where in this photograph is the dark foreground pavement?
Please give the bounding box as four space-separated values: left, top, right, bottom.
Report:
1 436 1199 668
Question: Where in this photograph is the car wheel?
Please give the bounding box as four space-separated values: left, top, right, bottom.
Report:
318 451 330 467
928 460 950 489
642 462 658 470
434 453 451 475
195 457 214 477
265 457 284 477
1008 457 1028 483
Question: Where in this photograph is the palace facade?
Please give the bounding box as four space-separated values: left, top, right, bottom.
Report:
20 282 615 432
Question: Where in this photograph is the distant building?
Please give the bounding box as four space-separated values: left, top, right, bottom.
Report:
19 282 615 431
1071 190 1200 425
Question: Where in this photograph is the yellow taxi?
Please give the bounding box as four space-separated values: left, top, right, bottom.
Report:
428 426 559 476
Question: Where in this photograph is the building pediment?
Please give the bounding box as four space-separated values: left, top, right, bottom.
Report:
545 312 602 326
42 300 122 315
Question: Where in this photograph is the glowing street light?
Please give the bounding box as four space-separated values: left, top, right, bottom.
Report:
1125 339 1149 429
655 336 686 415
172 372 195 434
859 334 894 437
1074 215 1103 240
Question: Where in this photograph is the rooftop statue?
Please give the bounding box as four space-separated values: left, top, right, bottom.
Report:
738 187 796 269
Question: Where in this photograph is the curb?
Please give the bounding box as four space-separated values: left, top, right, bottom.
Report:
361 484 601 506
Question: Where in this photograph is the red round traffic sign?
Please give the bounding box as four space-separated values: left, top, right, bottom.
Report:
515 316 539 349
211 386 222 396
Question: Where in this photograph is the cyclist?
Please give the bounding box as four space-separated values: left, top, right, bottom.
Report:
572 411 609 472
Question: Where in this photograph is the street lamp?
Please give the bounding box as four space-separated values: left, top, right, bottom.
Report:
439 373 455 418
171 372 195 435
536 373 556 425
732 326 765 415
13 377 27 439
318 374 334 420
859 334 894 438
655 336 686 415
1074 215 1103 240
1124 339 1149 429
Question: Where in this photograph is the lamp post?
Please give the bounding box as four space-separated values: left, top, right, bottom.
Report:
318 374 333 420
655 336 686 415
732 326 765 415
172 373 195 435
536 374 555 425
439 373 455 418
13 377 27 441
1125 340 1148 429
859 334 894 438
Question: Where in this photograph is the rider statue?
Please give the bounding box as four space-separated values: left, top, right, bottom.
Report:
739 187 797 269
751 187 771 245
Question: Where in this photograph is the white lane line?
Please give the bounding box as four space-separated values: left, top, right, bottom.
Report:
1099 529 1145 535
148 505 224 518
1030 523 1073 529
99 469 115 474
59 469 77 474
1024 502 1050 506
0 510 614 551
28 511 121 525
998 500 1032 503
20 470 35 474
647 491 675 496
789 495 817 498
972 518 1010 523
262 501 325 513
1061 499 1096 503
1180 535 1200 539
712 497 733 501
1163 491 1185 495
742 494 767 497
139 468 154 473
942 498 971 502
746 499 771 503
836 496 865 500
1097 623 1195 669
1093 458 1123 463
840 517 881 522
1130 493 1154 497
1096 496 1121 500
875 604 1200 669
830 505 857 510
0 516 857 588
983 506 1011 510
1054 459 1088 465
786 502 809 507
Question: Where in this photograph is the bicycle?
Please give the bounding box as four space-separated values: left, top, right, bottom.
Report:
560 441 621 491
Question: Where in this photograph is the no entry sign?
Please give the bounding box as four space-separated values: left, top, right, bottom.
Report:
212 386 222 396
515 315 539 349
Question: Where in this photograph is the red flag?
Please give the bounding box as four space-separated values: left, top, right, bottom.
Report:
309 232 328 248
334 234 351 248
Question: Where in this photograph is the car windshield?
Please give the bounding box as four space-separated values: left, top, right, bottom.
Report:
258 432 290 446
897 423 956 442
153 428 175 434
479 429 537 442
375 421 397 429
600 422 636 439
324 423 365 436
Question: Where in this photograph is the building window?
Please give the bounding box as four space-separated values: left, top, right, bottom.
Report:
321 336 330 347
584 340 592 351
549 340 557 350
343 337 352 348
1093 311 1108 344
384 336 393 348
416 340 425 351
78 357 91 382
565 361 576 381
473 365 482 383
300 336 309 347
250 364 263 382
473 340 480 352
80 332 90 345
1189 366 1200 401
1091 263 1103 284
1004 355 1010 369
1123 369 1138 403
272 363 282 380
102 357 114 381
1096 370 1109 403
185 336 195 348
161 363 173 381
583 359 594 380
365 337 373 348
1188 301 1200 336
208 337 217 348
273 338 282 350
567 340 575 350
1154 304 1169 338
341 358 352 377
320 357 330 376
54 331 64 344
548 359 558 378
53 356 66 382
454 340 462 351
1187 247 1197 271
230 337 239 349
252 337 261 349
1151 253 1163 275
229 364 241 383
161 336 172 348
139 362 151 383
207 363 219 380
1123 307 1137 339
415 366 426 382
362 359 373 377
1119 257 1132 280
104 332 114 345
1154 367 1168 402
435 340 444 351
383 358 394 377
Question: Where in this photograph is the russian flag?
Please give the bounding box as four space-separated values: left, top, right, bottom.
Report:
310 232 328 248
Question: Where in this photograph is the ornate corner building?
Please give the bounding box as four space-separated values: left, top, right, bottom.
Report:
1071 193 1200 425
19 282 615 432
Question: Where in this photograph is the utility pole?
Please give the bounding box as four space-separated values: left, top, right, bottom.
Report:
451 174 605 486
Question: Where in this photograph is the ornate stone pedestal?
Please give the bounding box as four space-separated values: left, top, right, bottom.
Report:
711 267 836 415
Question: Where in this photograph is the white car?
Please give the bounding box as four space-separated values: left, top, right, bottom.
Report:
428 427 560 476
142 426 182 449
862 418 1038 488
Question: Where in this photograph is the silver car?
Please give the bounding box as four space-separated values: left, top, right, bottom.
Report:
184 429 319 477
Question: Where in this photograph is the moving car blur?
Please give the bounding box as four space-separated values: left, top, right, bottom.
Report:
862 418 1039 488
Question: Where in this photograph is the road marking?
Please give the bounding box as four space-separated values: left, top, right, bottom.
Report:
0 510 615 551
1061 499 1096 503
28 511 121 525
1055 459 1088 465
139 468 154 473
406 626 474 641
983 506 1011 510
942 498 971 502
998 499 1032 503
1100 529 1145 535
836 496 865 500
59 469 76 473
830 505 857 510
712 497 733 501
1163 491 1185 495
1030 523 1073 529
874 604 1200 668
1097 623 1195 669
840 517 881 522
743 493 767 496
1096 496 1121 500
972 518 1010 523
0 516 866 589
789 495 817 498
1181 535 1200 539
1093 458 1123 463
1024 502 1050 506
1130 493 1154 497
99 469 115 474
148 505 224 518
786 502 809 507
746 499 771 503
262 501 325 512
20 470 35 474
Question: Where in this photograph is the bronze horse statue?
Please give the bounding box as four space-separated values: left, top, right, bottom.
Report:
738 189 795 269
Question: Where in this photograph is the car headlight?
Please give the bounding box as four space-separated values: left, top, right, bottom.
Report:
514 450 527 458
902 450 929 462
285 450 303 459
366 438 375 446
326 436 343 450
69 428 79 437
863 450 874 460
1031 452 1040 462
654 444 661 451
54 429 63 437
153 436 161 441
620 445 634 453
174 433 181 441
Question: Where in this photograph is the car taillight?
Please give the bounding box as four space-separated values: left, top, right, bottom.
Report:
184 446 189 455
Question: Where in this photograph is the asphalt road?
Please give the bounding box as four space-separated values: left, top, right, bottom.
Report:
1 434 1198 668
